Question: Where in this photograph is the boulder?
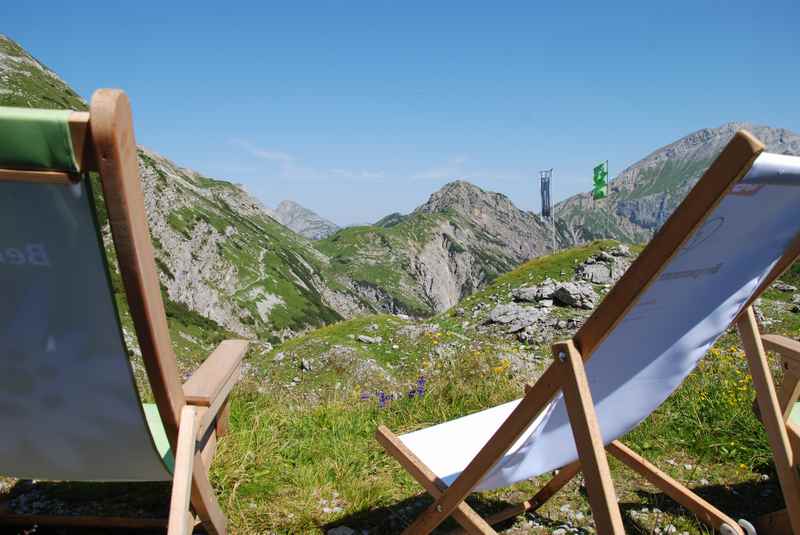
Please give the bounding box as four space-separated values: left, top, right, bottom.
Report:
488 303 545 332
577 262 614 284
576 254 631 285
552 281 597 309
357 334 383 344
511 286 539 302
774 282 798 293
610 244 631 257
512 278 558 303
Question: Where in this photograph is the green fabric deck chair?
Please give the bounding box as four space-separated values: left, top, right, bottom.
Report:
0 89 248 535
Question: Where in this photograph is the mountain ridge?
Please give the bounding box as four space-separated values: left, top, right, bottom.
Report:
555 122 800 244
272 199 339 240
5 32 800 335
1 33 370 342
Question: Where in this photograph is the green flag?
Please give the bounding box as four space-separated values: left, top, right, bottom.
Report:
592 161 608 200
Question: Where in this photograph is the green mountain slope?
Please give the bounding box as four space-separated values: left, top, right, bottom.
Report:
0 34 368 350
0 36 86 110
317 181 554 316
556 123 800 244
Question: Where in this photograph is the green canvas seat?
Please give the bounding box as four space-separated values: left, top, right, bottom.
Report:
0 90 248 535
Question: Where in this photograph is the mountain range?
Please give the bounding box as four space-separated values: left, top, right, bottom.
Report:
3 33 800 342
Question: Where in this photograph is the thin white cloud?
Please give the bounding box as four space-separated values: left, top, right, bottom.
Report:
229 139 294 167
230 138 389 184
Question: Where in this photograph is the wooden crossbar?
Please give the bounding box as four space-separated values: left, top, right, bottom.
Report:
607 441 742 533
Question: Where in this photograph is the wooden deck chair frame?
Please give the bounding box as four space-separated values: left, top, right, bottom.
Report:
745 330 800 535
0 89 248 535
377 130 800 535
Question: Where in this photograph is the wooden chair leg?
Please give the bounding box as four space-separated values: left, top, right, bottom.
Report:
557 341 625 535
189 451 227 535
400 364 565 535
184 408 228 535
168 406 198 535
201 429 218 469
216 401 230 438
607 441 743 534
777 371 800 420
376 426 497 535
738 307 800 535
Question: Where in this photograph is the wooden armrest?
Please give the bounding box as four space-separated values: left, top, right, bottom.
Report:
762 334 800 373
184 340 248 406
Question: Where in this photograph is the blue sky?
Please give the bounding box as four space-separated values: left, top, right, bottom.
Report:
5 1 799 225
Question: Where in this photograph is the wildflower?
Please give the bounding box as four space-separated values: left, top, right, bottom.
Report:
360 392 370 401
417 376 426 397
378 390 387 408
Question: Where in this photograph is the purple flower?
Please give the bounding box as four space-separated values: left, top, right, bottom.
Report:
407 389 416 399
360 392 370 401
416 376 426 398
378 390 387 408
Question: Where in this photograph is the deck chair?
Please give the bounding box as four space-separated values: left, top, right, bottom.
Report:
377 130 800 535
0 90 248 534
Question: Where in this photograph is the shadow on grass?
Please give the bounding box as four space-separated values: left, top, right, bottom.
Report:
322 491 520 534
328 475 787 534
618 476 785 533
0 479 170 535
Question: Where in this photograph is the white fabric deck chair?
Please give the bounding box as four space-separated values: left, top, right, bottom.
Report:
377 130 800 535
0 90 248 534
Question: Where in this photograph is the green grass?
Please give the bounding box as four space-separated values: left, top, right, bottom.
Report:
213 322 791 533
4 235 799 533
204 242 797 533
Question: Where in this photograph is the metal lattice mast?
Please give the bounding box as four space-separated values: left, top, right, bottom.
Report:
540 169 555 251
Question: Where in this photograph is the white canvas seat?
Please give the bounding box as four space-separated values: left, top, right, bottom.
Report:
378 133 800 535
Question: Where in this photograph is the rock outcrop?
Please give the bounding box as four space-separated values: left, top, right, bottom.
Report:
272 200 339 240
318 181 554 315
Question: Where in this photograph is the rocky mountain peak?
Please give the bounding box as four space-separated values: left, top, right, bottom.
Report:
273 200 339 240
415 180 529 221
